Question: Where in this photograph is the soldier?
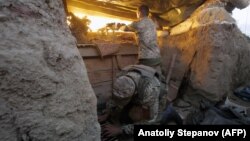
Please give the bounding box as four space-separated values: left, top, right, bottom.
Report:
122 5 162 74
99 65 182 139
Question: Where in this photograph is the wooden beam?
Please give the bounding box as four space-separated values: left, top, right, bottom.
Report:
78 47 99 57
63 0 68 14
67 0 136 20
77 43 138 57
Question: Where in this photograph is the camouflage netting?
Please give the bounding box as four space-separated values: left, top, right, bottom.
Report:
0 0 100 140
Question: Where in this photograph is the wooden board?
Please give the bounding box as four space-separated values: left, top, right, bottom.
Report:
67 0 136 21
78 43 138 57
84 57 115 72
78 42 138 104
88 69 121 84
78 47 99 57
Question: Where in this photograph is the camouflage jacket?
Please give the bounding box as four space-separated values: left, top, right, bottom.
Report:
129 17 161 60
107 71 166 135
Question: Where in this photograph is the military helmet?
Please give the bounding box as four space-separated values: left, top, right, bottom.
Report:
113 75 136 107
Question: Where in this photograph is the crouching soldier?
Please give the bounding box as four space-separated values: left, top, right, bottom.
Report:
99 65 182 139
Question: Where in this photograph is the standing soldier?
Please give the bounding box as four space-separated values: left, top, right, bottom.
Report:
122 5 162 74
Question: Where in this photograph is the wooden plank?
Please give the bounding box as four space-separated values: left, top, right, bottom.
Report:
84 54 137 84
84 54 137 71
67 0 136 21
84 57 113 72
78 47 99 57
63 0 68 14
167 80 182 102
79 45 138 57
92 80 112 87
88 69 120 84
118 44 138 55
116 55 137 69
92 81 112 92
77 41 138 57
77 44 97 48
77 43 138 105
88 71 111 84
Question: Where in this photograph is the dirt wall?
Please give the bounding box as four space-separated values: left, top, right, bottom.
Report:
0 0 100 140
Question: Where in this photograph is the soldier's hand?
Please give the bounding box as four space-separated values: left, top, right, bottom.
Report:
98 113 109 123
119 25 128 31
102 124 122 137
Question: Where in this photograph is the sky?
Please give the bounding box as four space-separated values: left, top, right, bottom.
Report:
232 6 250 36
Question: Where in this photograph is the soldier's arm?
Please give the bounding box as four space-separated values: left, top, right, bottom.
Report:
121 124 134 135
119 21 139 32
121 85 161 135
98 99 116 122
141 84 160 123
106 98 115 112
128 21 139 30
121 119 155 135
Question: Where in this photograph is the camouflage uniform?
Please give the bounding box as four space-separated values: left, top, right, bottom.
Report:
107 65 167 135
129 17 161 66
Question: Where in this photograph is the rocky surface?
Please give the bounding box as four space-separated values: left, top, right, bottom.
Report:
0 0 100 140
161 0 250 105
227 0 249 9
